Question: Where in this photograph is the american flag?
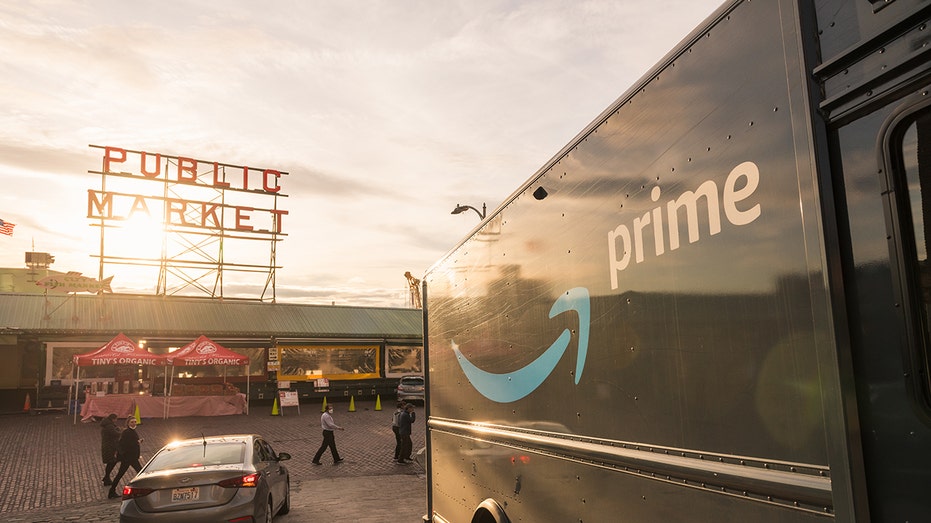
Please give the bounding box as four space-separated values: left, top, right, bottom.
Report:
0 219 15 236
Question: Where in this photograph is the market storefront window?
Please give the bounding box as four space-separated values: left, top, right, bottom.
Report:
278 345 379 381
386 344 423 376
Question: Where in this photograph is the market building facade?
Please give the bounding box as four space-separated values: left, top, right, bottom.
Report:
0 291 423 414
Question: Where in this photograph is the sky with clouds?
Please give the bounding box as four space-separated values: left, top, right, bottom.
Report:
0 0 722 308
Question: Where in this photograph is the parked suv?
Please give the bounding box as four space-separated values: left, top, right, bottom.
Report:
396 375 425 403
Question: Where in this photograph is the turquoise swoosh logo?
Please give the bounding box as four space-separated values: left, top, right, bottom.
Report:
453 287 591 403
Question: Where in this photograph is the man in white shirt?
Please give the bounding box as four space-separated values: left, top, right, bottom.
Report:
312 405 345 465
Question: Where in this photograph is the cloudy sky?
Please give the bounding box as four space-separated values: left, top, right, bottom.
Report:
0 0 722 308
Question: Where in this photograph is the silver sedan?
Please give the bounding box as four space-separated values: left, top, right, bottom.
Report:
118 434 290 523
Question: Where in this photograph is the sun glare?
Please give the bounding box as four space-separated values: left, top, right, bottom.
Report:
113 213 166 259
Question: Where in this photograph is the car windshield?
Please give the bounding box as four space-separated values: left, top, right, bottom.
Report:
147 442 246 471
402 377 423 386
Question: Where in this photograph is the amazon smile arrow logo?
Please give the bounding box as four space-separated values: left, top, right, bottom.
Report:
453 287 591 403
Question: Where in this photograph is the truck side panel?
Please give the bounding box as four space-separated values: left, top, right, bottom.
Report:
425 0 841 520
426 0 931 520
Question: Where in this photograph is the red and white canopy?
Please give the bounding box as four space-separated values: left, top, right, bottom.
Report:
72 332 165 367
166 335 249 366
166 335 251 417
72 333 166 424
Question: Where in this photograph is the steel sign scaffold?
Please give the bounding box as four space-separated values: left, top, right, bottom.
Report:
88 145 289 301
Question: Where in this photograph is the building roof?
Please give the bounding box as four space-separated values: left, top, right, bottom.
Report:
0 293 423 341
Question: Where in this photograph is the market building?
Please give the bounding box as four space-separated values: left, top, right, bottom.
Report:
0 290 423 414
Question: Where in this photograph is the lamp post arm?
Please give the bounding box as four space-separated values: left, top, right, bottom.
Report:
464 205 485 219
451 203 487 220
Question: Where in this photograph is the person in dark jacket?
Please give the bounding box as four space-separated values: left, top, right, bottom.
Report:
107 417 144 499
99 413 121 486
391 401 404 462
397 404 415 464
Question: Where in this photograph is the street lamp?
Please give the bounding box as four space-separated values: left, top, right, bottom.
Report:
451 203 486 220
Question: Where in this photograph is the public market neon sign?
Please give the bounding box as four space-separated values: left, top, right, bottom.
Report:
87 145 288 234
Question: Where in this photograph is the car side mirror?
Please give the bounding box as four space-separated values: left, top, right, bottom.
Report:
277 452 291 461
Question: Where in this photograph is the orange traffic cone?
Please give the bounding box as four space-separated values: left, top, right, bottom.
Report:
23 393 31 413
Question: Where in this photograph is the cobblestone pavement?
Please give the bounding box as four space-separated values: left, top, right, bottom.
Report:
2 400 427 522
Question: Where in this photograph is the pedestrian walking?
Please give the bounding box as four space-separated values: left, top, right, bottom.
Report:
107 417 144 499
312 404 344 465
397 403 415 464
392 401 404 462
100 413 121 486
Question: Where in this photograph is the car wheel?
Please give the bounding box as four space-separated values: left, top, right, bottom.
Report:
278 481 291 515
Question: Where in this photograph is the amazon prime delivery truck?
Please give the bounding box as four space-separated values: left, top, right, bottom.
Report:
421 0 931 521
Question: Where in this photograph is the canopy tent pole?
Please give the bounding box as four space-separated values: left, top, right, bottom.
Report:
166 368 175 419
72 367 81 425
162 365 169 419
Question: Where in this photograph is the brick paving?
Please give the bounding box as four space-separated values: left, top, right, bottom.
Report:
2 399 427 522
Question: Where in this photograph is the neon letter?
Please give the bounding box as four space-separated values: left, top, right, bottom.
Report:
201 203 221 228
103 147 127 173
166 199 190 225
235 206 254 231
140 152 162 179
212 162 230 189
263 169 281 193
241 166 250 190
270 209 288 233
127 196 151 218
87 190 114 218
177 157 197 183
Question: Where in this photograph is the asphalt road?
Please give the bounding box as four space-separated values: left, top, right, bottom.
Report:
3 399 427 522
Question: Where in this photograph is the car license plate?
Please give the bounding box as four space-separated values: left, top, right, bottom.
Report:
171 487 200 502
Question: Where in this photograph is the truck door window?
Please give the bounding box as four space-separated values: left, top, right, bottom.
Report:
890 108 931 412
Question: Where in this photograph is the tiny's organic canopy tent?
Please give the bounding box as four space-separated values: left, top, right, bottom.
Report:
71 333 166 424
166 335 250 415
